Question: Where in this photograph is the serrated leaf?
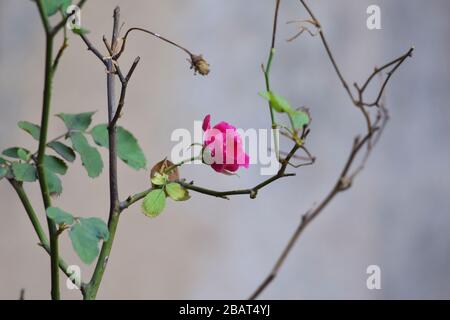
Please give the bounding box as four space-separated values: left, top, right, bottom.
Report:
47 141 76 162
46 207 74 225
43 0 72 17
12 163 37 182
289 108 311 131
70 132 103 178
81 218 109 241
91 124 147 170
165 183 190 201
69 223 98 264
2 147 31 161
151 172 167 186
141 189 166 218
259 91 294 114
57 112 95 132
44 155 68 175
45 169 63 196
18 121 41 140
69 217 109 264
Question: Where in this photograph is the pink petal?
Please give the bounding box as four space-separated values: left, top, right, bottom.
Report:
213 121 235 133
202 114 211 131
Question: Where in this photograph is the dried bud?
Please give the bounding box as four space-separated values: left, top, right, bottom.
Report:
190 54 210 76
150 158 179 184
112 37 125 59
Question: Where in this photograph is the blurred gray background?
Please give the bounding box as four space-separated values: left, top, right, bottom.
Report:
0 0 449 299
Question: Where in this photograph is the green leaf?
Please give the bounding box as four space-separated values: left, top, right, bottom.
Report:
48 141 76 162
69 223 98 264
18 121 41 140
91 124 147 170
46 207 74 225
45 169 63 196
44 155 68 175
0 157 7 165
72 27 90 35
43 0 72 17
70 132 103 178
12 163 37 182
259 91 294 113
165 183 190 201
289 108 311 131
151 172 168 186
0 167 8 180
2 147 31 161
141 189 166 218
57 112 96 132
69 217 109 264
81 218 109 241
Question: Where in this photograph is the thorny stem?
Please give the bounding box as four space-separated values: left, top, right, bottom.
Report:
8 179 86 290
11 0 91 299
35 0 60 299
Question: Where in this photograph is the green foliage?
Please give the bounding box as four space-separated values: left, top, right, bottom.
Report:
151 172 167 186
142 189 166 218
12 163 37 182
42 0 72 17
44 155 68 175
46 205 109 264
0 167 8 180
44 169 63 196
57 112 95 132
18 121 41 140
81 218 109 241
165 183 190 201
289 108 311 131
91 124 147 170
70 132 103 178
259 91 311 132
69 217 109 264
259 91 294 114
47 141 76 162
2 147 31 161
46 207 74 225
72 27 90 35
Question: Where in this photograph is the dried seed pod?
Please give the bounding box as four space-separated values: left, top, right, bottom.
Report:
190 54 210 76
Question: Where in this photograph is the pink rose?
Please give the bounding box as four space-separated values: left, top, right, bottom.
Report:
202 114 250 173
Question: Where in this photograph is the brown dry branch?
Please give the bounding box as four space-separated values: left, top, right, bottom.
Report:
248 0 413 299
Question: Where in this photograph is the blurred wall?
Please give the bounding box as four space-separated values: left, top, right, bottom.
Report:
0 0 449 299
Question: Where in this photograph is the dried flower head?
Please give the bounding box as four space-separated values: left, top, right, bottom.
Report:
190 54 210 76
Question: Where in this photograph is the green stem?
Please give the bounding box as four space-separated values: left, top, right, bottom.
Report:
83 212 120 300
35 1 60 298
37 34 60 300
8 179 81 289
264 48 276 129
164 155 201 174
